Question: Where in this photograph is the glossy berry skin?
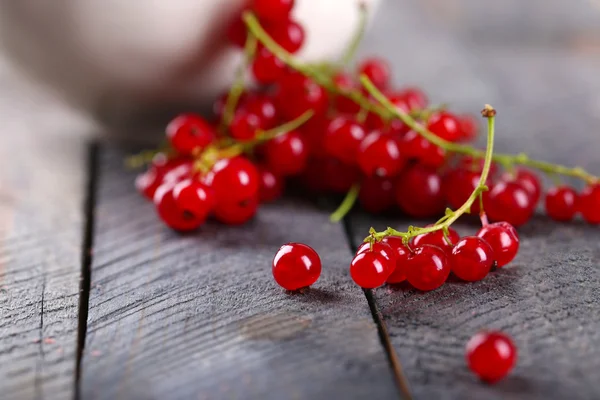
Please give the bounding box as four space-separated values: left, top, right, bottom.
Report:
450 236 494 282
161 162 193 184
357 132 405 177
487 181 535 227
395 165 446 218
477 222 519 267
332 72 360 113
356 242 397 276
153 183 204 231
358 176 395 214
398 87 428 110
512 168 541 205
412 227 460 256
357 57 391 90
545 186 578 222
401 130 446 168
366 94 410 135
458 114 478 141
405 245 450 291
263 131 308 176
215 195 259 225
443 168 491 214
202 157 259 204
245 94 278 129
230 111 261 141
166 114 215 155
427 111 461 142
350 252 390 289
276 73 329 120
579 184 600 224
258 166 284 202
272 243 321 291
324 116 367 165
135 168 163 200
381 236 411 283
265 19 305 54
213 92 248 120
251 47 287 85
252 0 294 22
466 331 517 383
173 179 215 221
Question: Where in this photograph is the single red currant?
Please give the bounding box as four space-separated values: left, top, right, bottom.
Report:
173 179 215 224
395 165 446 218
578 184 600 224
357 132 405 177
161 162 194 184
350 252 390 289
251 47 287 85
398 87 428 110
258 166 284 202
230 110 261 141
366 93 410 135
213 195 259 225
405 245 450 291
263 130 308 176
477 221 519 267
166 114 215 155
265 19 305 54
153 182 204 231
458 113 478 141
412 226 460 256
380 236 411 284
272 242 321 291
252 0 294 22
545 186 578 222
244 94 278 129
358 176 395 214
401 130 446 168
276 73 329 120
443 168 491 214
466 331 517 383
450 236 494 282
513 168 542 205
357 57 391 90
135 168 162 200
202 156 259 203
356 242 397 276
487 181 535 227
324 116 367 165
427 111 461 142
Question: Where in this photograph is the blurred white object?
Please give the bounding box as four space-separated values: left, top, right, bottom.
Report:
0 0 381 135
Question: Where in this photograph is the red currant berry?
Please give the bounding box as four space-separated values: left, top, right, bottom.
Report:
276 73 329 120
226 13 248 48
395 165 446 218
161 162 194 184
202 156 259 203
252 0 294 22
366 93 410 135
230 110 261 141
173 179 215 223
501 168 541 206
265 19 305 54
443 168 491 214
357 57 391 90
405 245 450 291
356 242 397 276
332 72 361 114
135 168 162 200
380 236 411 284
398 87 428 110
579 184 600 224
427 111 461 142
272 242 321 291
322 158 361 193
244 94 278 129
458 155 499 176
466 331 517 383
166 114 215 155
263 130 308 176
357 132 405 177
350 252 390 289
458 113 478 141
477 221 519 267
258 165 284 202
450 236 494 282
358 176 395 214
545 186 578 222
487 181 535 227
251 47 287 85
214 195 259 225
401 130 446 168
299 115 330 158
324 116 367 165
412 226 460 255
153 182 203 231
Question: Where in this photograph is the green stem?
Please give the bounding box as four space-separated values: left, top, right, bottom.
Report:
253 110 314 142
339 3 368 67
330 183 361 222
365 106 496 243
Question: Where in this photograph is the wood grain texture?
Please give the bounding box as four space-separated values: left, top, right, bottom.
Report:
79 148 398 400
0 61 87 399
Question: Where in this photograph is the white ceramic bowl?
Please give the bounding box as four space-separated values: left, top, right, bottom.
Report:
0 0 381 136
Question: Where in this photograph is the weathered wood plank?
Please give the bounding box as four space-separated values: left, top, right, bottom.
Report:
79 147 398 400
0 60 87 399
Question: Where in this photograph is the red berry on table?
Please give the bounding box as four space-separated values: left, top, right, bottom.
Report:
426 111 461 142
502 168 542 205
545 186 578 222
245 94 278 129
405 244 450 291
202 156 259 204
161 161 194 184
166 114 215 155
214 195 259 225
398 87 428 110
477 221 519 267
380 236 411 284
230 110 262 141
350 252 390 289
135 168 163 200
395 164 446 218
487 181 535 227
401 130 446 168
324 116 367 166
443 167 491 214
466 331 517 383
276 73 329 120
450 236 494 282
258 166 284 202
332 72 361 114
251 47 288 85
252 0 294 22
356 242 397 276
263 131 308 176
153 182 204 231
272 242 321 291
412 226 460 255
357 132 405 177
173 179 214 223
357 57 391 90
265 19 305 54
578 183 600 224
358 176 395 214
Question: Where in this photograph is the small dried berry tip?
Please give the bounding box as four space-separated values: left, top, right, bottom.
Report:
480 105 496 118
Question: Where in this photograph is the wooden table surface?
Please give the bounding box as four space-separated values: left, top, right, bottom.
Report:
1 1 599 399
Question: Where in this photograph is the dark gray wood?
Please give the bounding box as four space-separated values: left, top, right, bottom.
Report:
79 147 398 400
0 61 86 399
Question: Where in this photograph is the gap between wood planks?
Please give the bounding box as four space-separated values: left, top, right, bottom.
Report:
74 142 98 400
342 217 413 400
